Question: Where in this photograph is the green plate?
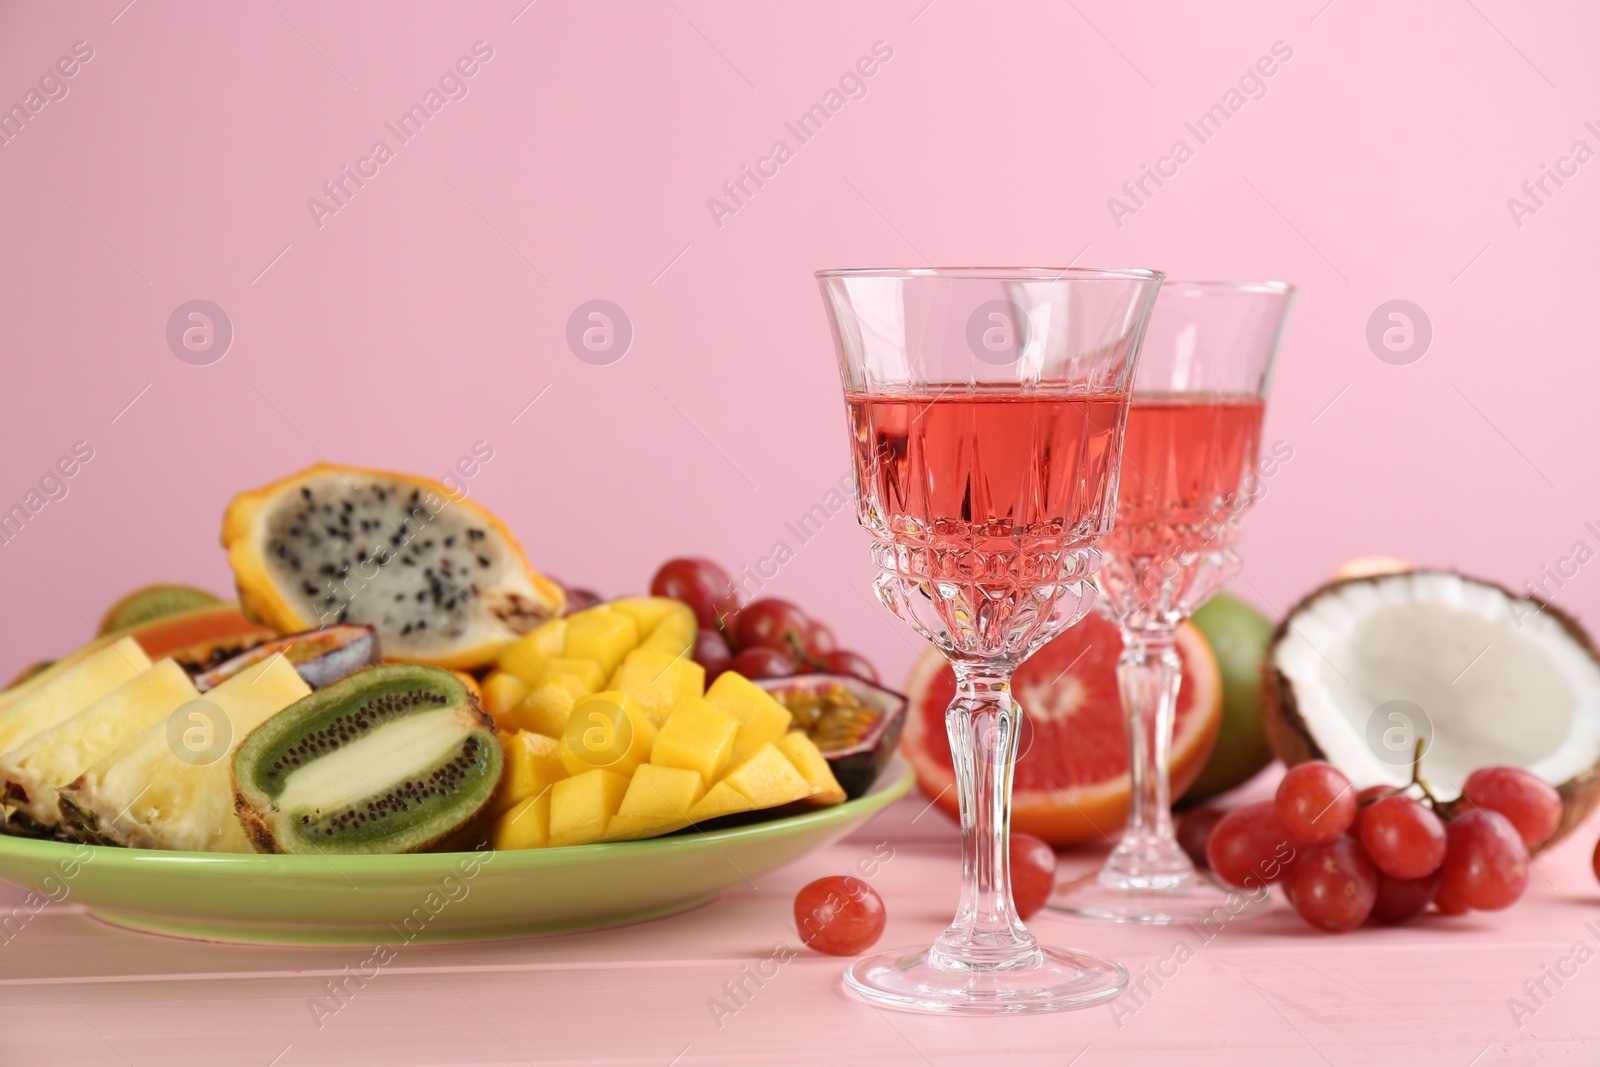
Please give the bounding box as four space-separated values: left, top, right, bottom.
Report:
0 761 912 945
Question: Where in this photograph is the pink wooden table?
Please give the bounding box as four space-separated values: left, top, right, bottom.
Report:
2 785 1598 1067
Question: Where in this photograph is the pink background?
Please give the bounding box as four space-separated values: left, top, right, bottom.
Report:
2 0 1597 686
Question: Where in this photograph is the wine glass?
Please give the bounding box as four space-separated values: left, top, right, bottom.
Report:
1049 280 1294 924
816 266 1164 1014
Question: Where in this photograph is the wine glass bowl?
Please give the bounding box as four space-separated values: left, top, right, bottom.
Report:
1051 279 1295 920
818 267 1165 1014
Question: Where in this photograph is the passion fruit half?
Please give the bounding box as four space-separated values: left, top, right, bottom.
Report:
194 624 380 692
755 673 906 799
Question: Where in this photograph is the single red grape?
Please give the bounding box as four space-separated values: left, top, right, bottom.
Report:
1176 807 1227 870
1591 835 1599 886
1276 761 1356 844
1359 795 1447 879
819 649 879 684
1009 833 1057 920
804 618 837 658
692 627 733 680
729 646 794 680
1439 808 1530 911
650 558 738 630
1461 766 1561 847
1350 784 1391 839
1432 876 1470 915
1369 868 1441 926
735 599 809 656
1206 801 1297 889
1288 837 1378 933
794 875 886 956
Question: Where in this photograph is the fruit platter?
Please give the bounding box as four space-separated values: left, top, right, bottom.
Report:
0 465 911 943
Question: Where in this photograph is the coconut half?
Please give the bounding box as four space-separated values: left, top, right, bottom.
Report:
1264 570 1600 850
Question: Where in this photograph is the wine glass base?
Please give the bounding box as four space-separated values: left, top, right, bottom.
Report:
1048 868 1273 925
842 944 1128 1016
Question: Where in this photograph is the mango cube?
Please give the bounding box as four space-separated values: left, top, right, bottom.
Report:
560 692 656 777
776 732 847 805
650 698 738 786
549 769 630 847
491 791 551 850
604 764 705 840
610 650 705 727
512 682 575 738
497 619 567 682
481 672 530 732
706 672 793 763
687 781 753 823
610 596 681 636
720 743 814 808
491 731 568 817
619 763 704 819
563 609 639 677
641 608 697 656
541 657 607 696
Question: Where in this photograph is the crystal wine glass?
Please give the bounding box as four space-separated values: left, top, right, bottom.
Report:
817 266 1164 1014
1049 280 1294 924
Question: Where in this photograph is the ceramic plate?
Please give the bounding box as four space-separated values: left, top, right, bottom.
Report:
0 760 912 945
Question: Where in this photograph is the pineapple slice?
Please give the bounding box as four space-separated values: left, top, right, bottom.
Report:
0 637 150 757
0 659 198 827
59 655 310 852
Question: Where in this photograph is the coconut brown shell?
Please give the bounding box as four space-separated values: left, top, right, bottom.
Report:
1262 570 1600 854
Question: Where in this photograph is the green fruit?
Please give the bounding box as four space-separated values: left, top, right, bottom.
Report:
233 665 502 854
1181 592 1275 804
100 585 222 633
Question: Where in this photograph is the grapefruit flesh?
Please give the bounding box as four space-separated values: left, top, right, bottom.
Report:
902 611 1222 847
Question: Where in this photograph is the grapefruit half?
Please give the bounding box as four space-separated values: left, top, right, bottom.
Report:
902 611 1222 847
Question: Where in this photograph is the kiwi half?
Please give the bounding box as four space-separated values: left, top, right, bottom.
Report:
233 665 502 854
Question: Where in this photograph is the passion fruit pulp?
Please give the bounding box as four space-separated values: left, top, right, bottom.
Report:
755 673 906 799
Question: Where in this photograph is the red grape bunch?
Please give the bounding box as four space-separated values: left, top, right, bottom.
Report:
1192 758 1558 933
649 558 879 684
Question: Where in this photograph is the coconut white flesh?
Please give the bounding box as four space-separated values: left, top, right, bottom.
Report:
274 707 470 817
1275 572 1600 798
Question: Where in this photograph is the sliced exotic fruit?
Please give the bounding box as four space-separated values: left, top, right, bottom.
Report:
99 584 223 633
755 673 907 799
0 659 199 829
233 664 502 855
222 464 564 671
193 625 380 692
59 655 312 852
903 611 1221 846
487 597 700 735
0 637 151 758
1264 570 1600 851
484 669 845 850
118 602 278 672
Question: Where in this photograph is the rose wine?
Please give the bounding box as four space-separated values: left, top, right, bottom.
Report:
846 388 1128 559
1097 393 1265 620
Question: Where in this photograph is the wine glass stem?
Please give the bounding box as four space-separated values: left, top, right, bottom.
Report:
1103 626 1193 887
931 661 1040 972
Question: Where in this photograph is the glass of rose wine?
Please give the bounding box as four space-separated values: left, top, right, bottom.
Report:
1049 280 1295 924
816 266 1165 1014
